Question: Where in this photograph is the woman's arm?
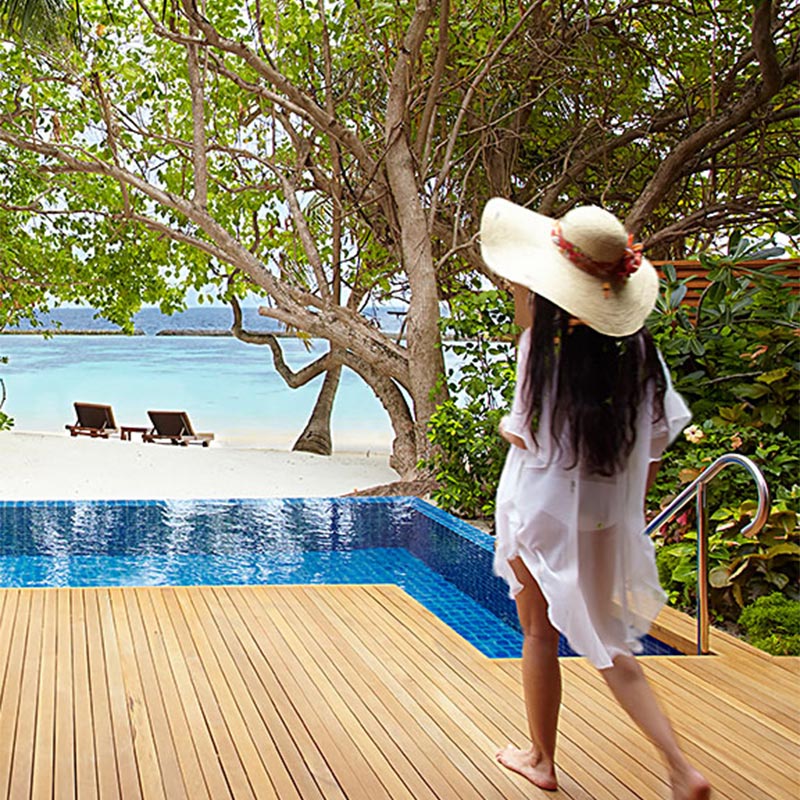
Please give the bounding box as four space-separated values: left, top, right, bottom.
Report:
499 417 528 450
646 460 661 492
513 283 532 329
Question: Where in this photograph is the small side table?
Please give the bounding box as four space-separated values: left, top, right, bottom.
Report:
120 425 150 442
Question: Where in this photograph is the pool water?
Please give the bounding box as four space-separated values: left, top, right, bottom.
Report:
0 497 681 659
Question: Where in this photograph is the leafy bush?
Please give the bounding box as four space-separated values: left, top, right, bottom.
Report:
649 421 800 517
647 234 799 628
649 235 799 441
0 374 12 431
654 498 799 620
421 287 516 518
738 592 800 656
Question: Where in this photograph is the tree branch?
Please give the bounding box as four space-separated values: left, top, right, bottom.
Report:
186 22 208 209
626 12 798 233
753 0 782 95
230 297 340 387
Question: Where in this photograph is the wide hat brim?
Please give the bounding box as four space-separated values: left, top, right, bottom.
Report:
480 198 659 337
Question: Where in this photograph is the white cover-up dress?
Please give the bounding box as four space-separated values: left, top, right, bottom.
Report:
494 328 691 669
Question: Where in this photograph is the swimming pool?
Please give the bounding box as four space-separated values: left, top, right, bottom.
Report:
0 497 680 659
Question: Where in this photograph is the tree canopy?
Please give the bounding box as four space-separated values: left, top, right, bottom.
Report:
0 0 797 473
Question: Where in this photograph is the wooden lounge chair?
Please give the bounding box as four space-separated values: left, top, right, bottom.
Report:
143 410 214 447
65 402 119 438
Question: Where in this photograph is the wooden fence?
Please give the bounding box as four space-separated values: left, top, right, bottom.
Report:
652 258 800 306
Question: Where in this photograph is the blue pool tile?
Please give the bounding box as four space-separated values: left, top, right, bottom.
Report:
0 497 681 659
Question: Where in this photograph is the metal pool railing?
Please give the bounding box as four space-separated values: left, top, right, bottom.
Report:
645 453 771 655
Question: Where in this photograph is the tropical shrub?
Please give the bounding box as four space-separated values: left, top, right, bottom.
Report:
654 496 799 621
647 237 799 647
0 374 13 431
421 287 516 519
738 592 800 656
648 235 799 441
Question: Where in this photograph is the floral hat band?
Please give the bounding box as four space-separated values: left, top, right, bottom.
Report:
551 221 643 281
479 198 659 337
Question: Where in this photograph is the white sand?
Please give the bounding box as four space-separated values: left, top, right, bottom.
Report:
0 431 400 501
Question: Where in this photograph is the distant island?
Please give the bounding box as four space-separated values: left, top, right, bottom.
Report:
0 328 304 337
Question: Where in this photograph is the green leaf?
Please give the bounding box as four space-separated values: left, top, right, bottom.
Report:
709 566 732 588
735 383 770 399
757 368 790 385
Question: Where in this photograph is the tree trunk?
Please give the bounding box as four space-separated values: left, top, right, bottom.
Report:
292 361 342 456
384 1 446 464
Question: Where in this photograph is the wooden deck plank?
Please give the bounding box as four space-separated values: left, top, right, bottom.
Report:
643 657 799 753
215 586 346 800
144 588 232 800
640 662 799 799
0 591 30 799
230 585 397 800
71 590 99 800
181 586 304 800
370 583 650 799
496 649 799 800
98 589 149 800
293 585 498 800
31 587 57 800
662 654 798 730
54 589 76 800
0 584 796 800
130 589 214 800
367 584 644 800
106 588 170 800
550 658 774 800
160 587 258 800
262 586 431 800
272 585 455 800
326 586 544 800
10 589 44 799
83 589 122 800
336 585 613 800
558 659 782 800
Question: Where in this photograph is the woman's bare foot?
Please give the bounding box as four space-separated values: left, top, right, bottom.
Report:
670 765 711 800
495 744 558 791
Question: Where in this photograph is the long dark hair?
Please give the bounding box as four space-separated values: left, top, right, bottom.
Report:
524 295 666 476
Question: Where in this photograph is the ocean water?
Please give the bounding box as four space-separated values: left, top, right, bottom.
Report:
6 305 401 336
1 307 401 451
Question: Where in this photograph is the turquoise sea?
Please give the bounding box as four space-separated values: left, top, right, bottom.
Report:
1 307 401 451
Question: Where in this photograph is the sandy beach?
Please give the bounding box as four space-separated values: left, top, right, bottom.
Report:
0 431 400 501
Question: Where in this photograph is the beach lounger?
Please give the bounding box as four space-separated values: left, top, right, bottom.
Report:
143 410 214 447
65 402 119 438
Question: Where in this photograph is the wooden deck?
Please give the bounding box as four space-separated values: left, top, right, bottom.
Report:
0 585 797 799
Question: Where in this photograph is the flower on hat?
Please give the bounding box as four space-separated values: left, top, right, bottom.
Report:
551 222 643 282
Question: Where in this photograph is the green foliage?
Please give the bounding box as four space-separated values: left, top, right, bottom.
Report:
738 592 800 656
0 0 73 43
0 373 12 430
649 422 800 517
648 236 799 631
421 287 516 519
654 497 800 619
649 238 799 438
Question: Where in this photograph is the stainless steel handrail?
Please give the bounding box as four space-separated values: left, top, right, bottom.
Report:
644 453 771 655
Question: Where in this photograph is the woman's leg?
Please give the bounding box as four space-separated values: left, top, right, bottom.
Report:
495 556 561 791
602 655 711 800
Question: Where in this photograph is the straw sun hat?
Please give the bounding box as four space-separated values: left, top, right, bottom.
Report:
479 198 659 337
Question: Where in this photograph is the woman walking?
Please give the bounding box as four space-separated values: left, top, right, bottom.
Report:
480 199 711 799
